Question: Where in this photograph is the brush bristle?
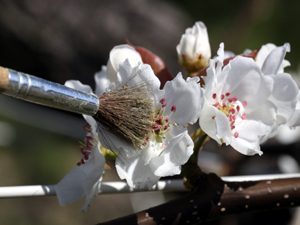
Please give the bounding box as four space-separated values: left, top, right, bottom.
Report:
93 83 154 150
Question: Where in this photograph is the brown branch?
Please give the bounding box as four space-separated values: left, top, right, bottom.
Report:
97 174 300 225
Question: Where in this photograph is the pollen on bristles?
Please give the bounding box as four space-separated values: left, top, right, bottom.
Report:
93 81 154 150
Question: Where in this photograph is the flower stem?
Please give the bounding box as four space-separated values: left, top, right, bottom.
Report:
182 132 208 189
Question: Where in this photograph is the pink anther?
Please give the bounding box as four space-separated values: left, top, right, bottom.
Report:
234 132 239 138
171 105 177 112
160 98 165 104
241 113 247 120
83 124 91 132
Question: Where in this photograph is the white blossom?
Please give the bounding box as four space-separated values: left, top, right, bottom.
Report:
66 44 203 188
199 43 298 156
116 73 203 188
256 43 299 140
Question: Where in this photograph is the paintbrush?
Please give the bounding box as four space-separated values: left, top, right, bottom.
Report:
0 66 154 148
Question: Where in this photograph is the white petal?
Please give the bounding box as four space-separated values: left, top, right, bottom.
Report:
267 73 298 125
203 59 218 100
287 91 300 128
106 45 142 84
261 43 290 75
216 42 225 63
230 135 263 156
149 131 193 177
203 43 225 99
118 61 160 94
199 98 231 144
64 80 93 94
142 140 163 165
55 167 86 206
288 109 300 128
115 153 160 189
247 100 277 127
94 66 114 96
177 34 197 58
231 120 269 155
80 143 105 212
221 56 273 112
55 143 105 212
255 43 277 69
160 73 203 125
142 125 187 165
194 22 211 59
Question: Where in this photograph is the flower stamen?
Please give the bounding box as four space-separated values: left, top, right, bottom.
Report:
77 124 97 165
144 102 177 146
211 93 247 138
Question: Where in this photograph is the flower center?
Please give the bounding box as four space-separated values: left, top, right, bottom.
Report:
143 98 176 145
212 92 247 138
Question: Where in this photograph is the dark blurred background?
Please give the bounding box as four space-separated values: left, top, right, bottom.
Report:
0 0 300 224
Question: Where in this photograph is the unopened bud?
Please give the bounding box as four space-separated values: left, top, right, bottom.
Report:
176 21 211 73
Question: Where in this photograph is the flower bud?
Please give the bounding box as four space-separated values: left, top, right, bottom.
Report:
106 44 142 82
176 21 211 73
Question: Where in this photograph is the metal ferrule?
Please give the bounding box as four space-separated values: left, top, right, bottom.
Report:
2 69 99 116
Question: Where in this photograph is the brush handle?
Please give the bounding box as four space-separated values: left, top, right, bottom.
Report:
0 66 99 116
